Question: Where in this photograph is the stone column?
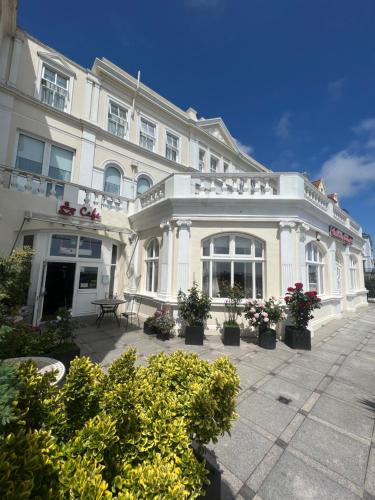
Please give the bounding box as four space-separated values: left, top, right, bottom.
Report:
297 222 310 287
176 218 192 294
329 239 339 295
127 236 140 294
8 36 23 87
158 220 173 299
279 221 296 294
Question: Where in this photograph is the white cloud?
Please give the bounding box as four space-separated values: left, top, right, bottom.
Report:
353 118 375 148
328 78 345 102
275 112 291 140
235 138 254 156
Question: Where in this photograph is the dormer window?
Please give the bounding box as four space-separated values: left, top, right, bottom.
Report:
165 132 179 162
108 101 128 139
41 65 69 111
140 118 156 152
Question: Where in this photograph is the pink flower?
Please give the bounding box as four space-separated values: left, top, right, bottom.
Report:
254 313 260 319
281 312 287 319
263 317 269 322
261 311 268 317
250 307 256 313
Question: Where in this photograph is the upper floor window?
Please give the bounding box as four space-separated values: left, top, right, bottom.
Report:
210 155 219 173
306 242 324 294
202 234 264 298
41 65 69 112
349 256 358 290
223 161 229 173
136 175 152 196
108 101 128 139
145 239 159 293
104 165 121 195
140 118 156 152
166 132 179 162
199 149 206 171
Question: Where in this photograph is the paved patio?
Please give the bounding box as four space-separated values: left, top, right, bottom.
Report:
76 307 375 500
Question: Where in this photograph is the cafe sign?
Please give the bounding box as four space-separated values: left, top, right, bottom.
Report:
329 226 353 245
57 201 101 221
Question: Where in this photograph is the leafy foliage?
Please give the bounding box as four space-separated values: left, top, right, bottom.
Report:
0 323 56 360
0 350 239 498
45 307 78 345
284 283 321 329
365 275 375 298
178 282 212 327
0 362 19 432
221 282 244 325
244 297 287 331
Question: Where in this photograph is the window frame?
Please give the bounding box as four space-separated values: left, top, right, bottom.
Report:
36 57 75 114
49 234 103 260
198 148 206 172
106 97 130 140
306 242 324 294
139 115 157 152
349 255 358 291
165 130 180 162
201 233 265 299
145 238 159 293
103 164 122 195
210 154 219 173
136 174 153 196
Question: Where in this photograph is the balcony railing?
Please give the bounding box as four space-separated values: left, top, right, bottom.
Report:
0 166 131 213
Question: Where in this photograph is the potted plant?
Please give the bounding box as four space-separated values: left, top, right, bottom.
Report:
47 307 80 371
178 282 211 345
155 307 175 341
222 282 244 346
284 283 321 350
244 297 286 349
143 316 157 335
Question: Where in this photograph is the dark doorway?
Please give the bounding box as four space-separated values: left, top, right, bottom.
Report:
42 262 76 319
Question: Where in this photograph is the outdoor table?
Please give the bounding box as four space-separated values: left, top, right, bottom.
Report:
91 299 126 327
4 356 65 385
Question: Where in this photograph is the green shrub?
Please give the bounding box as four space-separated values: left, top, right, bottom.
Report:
0 323 56 360
178 282 212 327
0 361 19 433
365 275 375 298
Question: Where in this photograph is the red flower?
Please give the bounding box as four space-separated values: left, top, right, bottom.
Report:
284 296 290 303
287 287 295 292
317 297 321 302
295 283 303 289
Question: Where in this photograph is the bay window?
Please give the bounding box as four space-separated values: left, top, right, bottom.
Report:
145 239 159 293
202 234 264 298
140 118 156 151
166 132 179 162
306 242 324 294
41 65 69 111
108 101 128 138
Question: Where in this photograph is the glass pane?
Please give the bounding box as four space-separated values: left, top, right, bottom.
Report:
202 261 210 295
234 262 253 297
212 261 231 297
254 240 263 258
308 264 318 291
147 262 153 291
104 166 121 194
49 146 73 182
255 262 263 298
79 237 102 259
56 73 68 89
111 244 118 265
43 67 55 82
79 267 98 289
306 244 312 262
202 240 210 256
23 235 34 249
54 93 65 111
235 236 251 255
50 235 77 256
319 265 324 294
154 262 158 292
137 176 151 195
154 239 159 257
214 236 230 254
16 134 44 174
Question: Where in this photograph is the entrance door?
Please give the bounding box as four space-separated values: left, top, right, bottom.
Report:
73 264 99 316
42 262 76 320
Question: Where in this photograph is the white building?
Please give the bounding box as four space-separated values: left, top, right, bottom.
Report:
362 233 374 273
0 0 368 332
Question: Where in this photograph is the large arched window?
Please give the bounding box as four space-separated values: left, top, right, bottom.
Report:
306 242 324 294
137 175 152 196
349 256 358 290
202 234 264 298
104 165 121 195
145 239 159 293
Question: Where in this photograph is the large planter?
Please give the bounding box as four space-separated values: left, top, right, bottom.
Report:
258 328 276 350
156 330 170 341
192 442 221 500
48 342 80 372
223 324 240 346
284 325 311 350
143 322 156 335
185 325 204 345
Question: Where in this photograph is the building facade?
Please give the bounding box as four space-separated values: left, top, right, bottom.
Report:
0 1 368 332
362 233 374 274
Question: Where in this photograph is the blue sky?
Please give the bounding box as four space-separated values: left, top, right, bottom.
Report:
19 0 375 239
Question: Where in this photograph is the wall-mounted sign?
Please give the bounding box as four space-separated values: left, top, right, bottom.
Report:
329 226 353 245
57 201 101 221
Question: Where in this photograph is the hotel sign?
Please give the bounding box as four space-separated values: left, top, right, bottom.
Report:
329 226 353 245
57 201 101 221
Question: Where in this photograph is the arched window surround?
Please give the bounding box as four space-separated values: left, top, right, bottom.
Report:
145 238 159 293
136 173 153 196
306 241 325 294
103 163 123 195
201 233 265 299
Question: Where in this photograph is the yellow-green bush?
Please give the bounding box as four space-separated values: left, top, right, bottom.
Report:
0 350 240 498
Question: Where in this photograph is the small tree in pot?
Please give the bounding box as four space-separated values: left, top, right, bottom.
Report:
222 282 244 346
284 283 321 350
244 297 286 349
178 283 211 345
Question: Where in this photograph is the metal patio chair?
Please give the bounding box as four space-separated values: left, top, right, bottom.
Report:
121 295 142 330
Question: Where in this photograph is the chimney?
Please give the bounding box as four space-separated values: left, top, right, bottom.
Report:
186 107 197 121
328 193 339 204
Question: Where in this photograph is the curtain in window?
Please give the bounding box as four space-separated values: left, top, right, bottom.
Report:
16 134 44 174
104 166 121 195
48 146 73 181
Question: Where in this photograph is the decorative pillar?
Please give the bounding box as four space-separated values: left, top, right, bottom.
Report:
329 239 339 295
343 246 351 294
8 36 23 87
176 218 192 293
297 222 310 287
158 220 173 299
279 221 296 294
127 236 140 294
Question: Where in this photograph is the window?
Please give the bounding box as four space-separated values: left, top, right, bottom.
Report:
78 237 102 259
223 161 229 173
15 134 74 197
202 234 264 298
166 132 179 162
139 118 156 151
109 244 118 298
50 235 102 259
210 155 219 173
136 175 152 196
104 165 121 195
41 65 69 111
349 256 358 290
108 101 128 138
23 234 34 249
306 242 324 294
79 267 98 289
199 149 206 171
145 239 159 293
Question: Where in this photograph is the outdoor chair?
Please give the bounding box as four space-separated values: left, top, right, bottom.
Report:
121 296 142 329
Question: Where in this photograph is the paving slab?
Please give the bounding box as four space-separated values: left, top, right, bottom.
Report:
242 352 285 372
277 363 325 391
236 363 269 390
290 417 370 485
258 375 312 411
292 352 334 374
258 451 360 500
